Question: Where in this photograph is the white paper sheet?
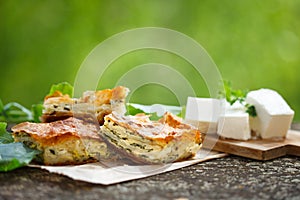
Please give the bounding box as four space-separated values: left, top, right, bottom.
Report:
30 150 227 185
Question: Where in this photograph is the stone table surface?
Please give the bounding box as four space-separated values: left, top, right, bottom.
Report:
1 155 300 200
1 125 300 200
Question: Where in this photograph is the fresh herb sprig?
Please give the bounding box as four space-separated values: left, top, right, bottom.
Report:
219 80 257 117
245 104 257 117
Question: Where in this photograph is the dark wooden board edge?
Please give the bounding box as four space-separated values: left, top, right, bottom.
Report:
286 144 300 157
202 131 300 161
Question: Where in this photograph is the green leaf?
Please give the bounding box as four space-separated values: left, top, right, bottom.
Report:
3 102 33 123
48 82 73 97
0 123 40 172
0 143 40 172
0 158 21 172
0 116 5 122
0 122 14 144
126 104 145 116
221 80 247 105
126 104 161 120
149 112 160 121
246 104 257 117
179 106 186 118
219 80 257 117
126 103 183 120
31 103 44 122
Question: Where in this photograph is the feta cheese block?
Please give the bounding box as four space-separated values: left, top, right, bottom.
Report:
217 102 251 140
245 88 294 139
185 97 224 134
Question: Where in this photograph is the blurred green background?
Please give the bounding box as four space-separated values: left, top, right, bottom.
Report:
0 0 299 121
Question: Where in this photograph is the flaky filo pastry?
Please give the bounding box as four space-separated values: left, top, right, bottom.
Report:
101 112 202 164
41 86 129 125
12 117 108 165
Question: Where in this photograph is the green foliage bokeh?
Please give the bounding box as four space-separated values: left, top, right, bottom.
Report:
0 0 299 121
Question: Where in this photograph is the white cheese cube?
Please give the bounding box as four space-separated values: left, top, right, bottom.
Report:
245 88 294 139
185 97 224 133
217 102 251 140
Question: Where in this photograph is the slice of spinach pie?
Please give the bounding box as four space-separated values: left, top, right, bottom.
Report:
100 112 202 164
41 86 129 125
11 117 107 165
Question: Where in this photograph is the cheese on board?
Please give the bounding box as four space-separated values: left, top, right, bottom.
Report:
245 88 294 139
185 97 224 134
217 102 251 140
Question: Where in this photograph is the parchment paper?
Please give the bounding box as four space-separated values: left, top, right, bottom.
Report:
30 150 227 185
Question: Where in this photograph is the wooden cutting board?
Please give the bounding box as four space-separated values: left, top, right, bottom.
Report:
202 130 300 160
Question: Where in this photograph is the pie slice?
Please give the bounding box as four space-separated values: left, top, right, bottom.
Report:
41 86 129 125
100 112 202 164
11 117 107 165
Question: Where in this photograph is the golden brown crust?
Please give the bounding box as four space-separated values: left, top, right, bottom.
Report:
82 86 129 105
41 86 129 124
83 89 112 105
44 91 74 102
12 117 101 146
159 112 191 129
111 86 129 100
12 117 107 166
104 112 201 145
101 112 202 164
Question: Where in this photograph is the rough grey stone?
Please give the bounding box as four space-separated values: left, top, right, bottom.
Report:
0 155 300 200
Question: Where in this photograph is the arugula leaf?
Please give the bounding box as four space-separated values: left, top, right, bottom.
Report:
0 143 40 172
48 82 73 97
0 122 14 144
